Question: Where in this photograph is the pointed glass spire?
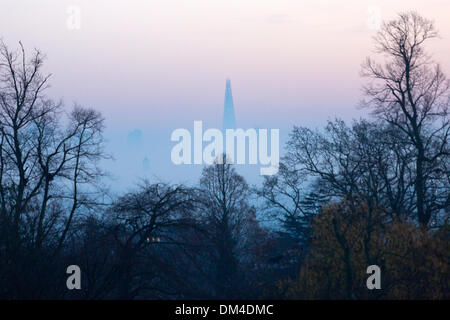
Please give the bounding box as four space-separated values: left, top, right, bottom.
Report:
223 79 236 130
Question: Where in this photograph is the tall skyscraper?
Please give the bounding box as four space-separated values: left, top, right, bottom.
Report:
223 79 236 130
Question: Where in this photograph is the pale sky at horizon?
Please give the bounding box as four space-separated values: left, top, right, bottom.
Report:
2 1 449 128
1 0 449 188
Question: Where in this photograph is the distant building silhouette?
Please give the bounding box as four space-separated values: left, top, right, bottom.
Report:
127 129 142 147
223 79 236 130
142 156 150 171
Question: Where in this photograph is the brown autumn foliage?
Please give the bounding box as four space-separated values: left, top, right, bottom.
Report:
281 198 449 299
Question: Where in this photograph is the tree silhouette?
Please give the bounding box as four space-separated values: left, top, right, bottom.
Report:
361 12 450 225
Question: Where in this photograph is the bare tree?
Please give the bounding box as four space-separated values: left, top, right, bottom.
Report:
108 181 200 299
258 162 326 245
198 155 256 298
0 41 107 298
284 118 420 223
361 12 450 225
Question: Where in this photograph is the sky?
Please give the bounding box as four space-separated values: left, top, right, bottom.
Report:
1 0 450 190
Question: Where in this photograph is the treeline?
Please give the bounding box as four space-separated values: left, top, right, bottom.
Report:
0 11 449 299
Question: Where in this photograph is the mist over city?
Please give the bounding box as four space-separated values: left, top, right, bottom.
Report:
0 1 448 307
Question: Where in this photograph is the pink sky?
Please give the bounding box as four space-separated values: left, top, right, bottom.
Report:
1 0 449 130
1 1 450 186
